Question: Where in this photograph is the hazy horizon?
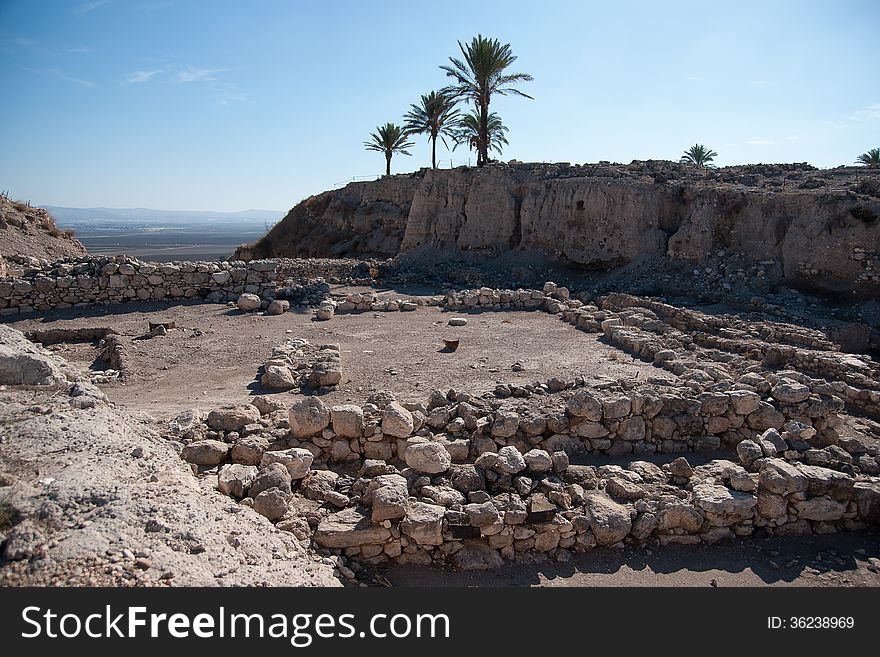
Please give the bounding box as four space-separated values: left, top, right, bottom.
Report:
1 0 878 211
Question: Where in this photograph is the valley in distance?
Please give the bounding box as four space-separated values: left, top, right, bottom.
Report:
46 205 281 262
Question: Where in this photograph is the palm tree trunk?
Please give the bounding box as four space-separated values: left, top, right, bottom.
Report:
479 100 489 167
431 135 437 169
385 153 391 177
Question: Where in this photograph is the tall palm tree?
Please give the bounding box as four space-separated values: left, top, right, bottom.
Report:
452 110 509 163
680 144 718 168
440 34 533 167
404 91 460 169
855 148 880 167
364 123 414 176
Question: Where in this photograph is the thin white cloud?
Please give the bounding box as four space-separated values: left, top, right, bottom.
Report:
35 68 97 87
685 75 702 82
177 67 226 83
125 69 162 85
745 139 775 145
844 103 880 122
210 81 249 105
752 80 770 87
64 47 94 54
76 1 109 14
785 135 800 141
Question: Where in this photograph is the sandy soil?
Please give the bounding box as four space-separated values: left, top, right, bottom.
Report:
6 295 670 421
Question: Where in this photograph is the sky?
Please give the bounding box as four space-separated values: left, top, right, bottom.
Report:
0 0 878 212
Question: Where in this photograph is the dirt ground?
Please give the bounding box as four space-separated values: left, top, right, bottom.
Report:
6 293 671 421
385 531 880 587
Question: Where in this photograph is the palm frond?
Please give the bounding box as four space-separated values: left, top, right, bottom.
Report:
856 147 880 166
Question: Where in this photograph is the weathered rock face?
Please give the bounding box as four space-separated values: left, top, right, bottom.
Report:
238 174 423 260
241 162 880 297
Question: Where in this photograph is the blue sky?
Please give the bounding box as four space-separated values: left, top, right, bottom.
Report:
1 0 878 212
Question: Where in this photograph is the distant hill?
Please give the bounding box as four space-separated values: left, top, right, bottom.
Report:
44 206 282 226
0 196 87 264
39 205 282 262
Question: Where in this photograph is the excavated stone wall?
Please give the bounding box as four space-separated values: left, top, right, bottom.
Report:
168 283 880 571
0 254 375 315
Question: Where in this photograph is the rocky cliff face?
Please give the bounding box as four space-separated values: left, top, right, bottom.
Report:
236 174 422 260
236 161 880 298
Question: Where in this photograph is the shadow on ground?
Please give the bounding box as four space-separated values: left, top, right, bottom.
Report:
381 530 880 587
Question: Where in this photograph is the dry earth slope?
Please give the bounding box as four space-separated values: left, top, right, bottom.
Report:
0 324 338 586
0 196 87 268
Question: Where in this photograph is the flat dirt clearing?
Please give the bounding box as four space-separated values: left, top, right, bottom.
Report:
6 293 669 420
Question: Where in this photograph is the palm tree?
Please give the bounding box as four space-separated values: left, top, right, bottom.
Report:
364 123 414 176
404 91 460 169
855 148 880 167
680 144 718 168
440 34 533 167
452 110 509 163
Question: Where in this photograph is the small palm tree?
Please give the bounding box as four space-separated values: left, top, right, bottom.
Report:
364 123 414 176
441 34 533 167
680 144 718 168
453 110 509 163
855 148 880 167
404 91 460 169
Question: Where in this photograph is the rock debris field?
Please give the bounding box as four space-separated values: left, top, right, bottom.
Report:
1 264 879 587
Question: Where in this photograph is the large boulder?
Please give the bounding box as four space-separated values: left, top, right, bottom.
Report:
261 365 298 390
236 293 261 311
464 502 501 528
252 488 289 521
260 447 314 479
736 439 764 468
266 299 289 315
692 483 757 523
249 462 292 497
180 439 229 466
771 382 811 404
585 494 632 546
331 404 364 439
491 410 519 438
217 464 258 499
400 502 446 546
728 390 761 415
451 541 504 570
567 389 603 420
288 397 331 438
792 497 846 521
207 404 261 432
523 449 553 473
495 446 526 475
657 504 704 533
371 485 409 523
231 435 268 466
314 507 391 548
758 459 808 496
382 402 414 438
853 481 880 522
405 441 451 474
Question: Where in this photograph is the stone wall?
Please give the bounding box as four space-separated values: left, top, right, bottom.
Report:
0 254 377 316
174 397 880 570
